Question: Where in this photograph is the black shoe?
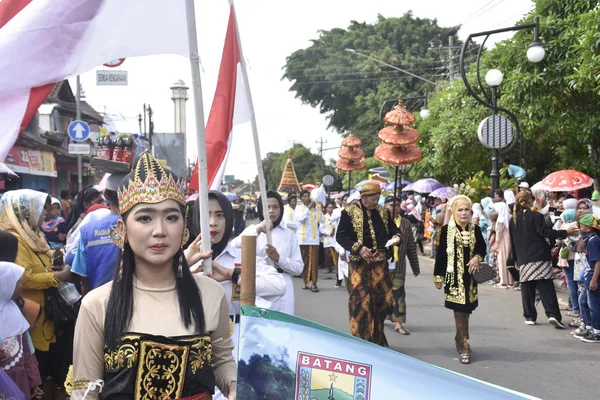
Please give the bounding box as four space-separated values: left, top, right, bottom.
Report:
548 317 566 329
580 332 600 343
311 283 319 293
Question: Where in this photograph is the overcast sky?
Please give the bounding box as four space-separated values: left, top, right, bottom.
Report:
72 0 534 182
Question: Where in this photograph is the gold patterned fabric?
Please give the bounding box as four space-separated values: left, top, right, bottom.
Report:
433 223 486 313
102 333 213 400
339 203 392 262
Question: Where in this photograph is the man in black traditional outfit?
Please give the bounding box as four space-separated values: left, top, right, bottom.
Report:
336 181 401 347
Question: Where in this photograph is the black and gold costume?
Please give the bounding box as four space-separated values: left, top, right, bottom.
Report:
336 202 399 347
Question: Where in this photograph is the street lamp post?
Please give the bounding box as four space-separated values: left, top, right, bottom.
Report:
459 16 545 194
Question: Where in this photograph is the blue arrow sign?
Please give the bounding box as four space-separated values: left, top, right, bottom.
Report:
68 120 90 141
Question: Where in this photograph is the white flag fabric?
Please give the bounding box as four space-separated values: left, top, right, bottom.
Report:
238 306 540 399
0 0 189 161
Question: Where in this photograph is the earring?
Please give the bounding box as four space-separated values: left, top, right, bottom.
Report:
110 227 126 249
181 228 190 247
176 250 183 279
117 247 125 282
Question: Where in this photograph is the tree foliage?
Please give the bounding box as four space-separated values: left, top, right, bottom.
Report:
414 0 600 182
259 143 342 192
282 13 458 155
237 354 296 400
283 0 599 188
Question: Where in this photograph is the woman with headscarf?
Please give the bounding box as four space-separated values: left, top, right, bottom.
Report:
491 202 513 287
70 153 238 399
0 236 43 400
191 190 285 400
0 190 72 399
509 191 575 329
230 190 302 315
434 195 486 364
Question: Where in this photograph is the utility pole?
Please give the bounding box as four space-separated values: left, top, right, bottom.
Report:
142 103 147 135
138 113 142 134
75 75 83 191
147 105 154 155
316 137 327 158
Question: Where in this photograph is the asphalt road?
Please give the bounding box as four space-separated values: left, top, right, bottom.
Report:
294 256 596 400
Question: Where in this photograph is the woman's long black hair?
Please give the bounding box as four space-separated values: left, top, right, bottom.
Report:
103 159 205 349
257 190 284 228
191 191 233 260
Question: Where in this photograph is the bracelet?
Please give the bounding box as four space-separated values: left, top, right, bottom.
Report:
474 254 483 263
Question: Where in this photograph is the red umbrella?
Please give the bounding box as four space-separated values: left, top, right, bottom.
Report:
378 125 420 146
338 147 365 160
541 169 594 192
374 144 422 166
384 104 416 126
341 134 362 148
336 158 366 171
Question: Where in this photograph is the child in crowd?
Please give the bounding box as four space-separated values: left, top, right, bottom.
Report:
40 198 68 250
0 231 43 399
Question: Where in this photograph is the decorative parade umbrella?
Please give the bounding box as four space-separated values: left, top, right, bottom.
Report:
277 155 301 193
540 169 594 192
403 178 443 193
385 180 411 191
223 192 237 201
429 186 457 200
337 134 366 191
374 102 423 216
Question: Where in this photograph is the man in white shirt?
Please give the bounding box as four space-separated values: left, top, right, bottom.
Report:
282 193 298 232
296 189 324 292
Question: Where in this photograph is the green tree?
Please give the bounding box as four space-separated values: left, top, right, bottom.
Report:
413 0 599 183
258 144 343 192
283 13 459 155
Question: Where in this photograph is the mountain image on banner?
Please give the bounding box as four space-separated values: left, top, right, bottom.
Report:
237 306 540 400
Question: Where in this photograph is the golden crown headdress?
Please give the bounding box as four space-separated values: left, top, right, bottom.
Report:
117 151 186 215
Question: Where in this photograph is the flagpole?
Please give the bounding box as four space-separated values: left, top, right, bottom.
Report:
185 0 212 274
229 0 272 246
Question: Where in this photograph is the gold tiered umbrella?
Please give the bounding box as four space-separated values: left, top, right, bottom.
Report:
336 134 366 191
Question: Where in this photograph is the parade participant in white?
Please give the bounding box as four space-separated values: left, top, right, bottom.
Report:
296 190 325 292
320 202 338 273
282 193 299 232
232 191 303 315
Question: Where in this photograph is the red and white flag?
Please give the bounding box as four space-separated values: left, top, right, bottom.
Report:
189 6 252 191
0 0 189 161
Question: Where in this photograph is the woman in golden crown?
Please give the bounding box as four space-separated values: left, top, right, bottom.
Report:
69 152 237 400
434 195 486 365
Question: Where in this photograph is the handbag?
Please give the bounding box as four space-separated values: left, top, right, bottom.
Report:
472 262 497 284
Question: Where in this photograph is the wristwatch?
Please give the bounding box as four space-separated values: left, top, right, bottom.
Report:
231 267 241 284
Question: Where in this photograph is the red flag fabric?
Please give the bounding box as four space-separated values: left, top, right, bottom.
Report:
189 6 251 191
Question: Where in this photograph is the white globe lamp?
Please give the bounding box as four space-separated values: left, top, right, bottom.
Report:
527 42 546 63
485 69 504 87
420 107 430 119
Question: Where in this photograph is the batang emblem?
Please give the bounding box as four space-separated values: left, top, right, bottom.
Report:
295 352 371 400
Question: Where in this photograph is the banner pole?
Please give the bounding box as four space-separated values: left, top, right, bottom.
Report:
185 0 212 274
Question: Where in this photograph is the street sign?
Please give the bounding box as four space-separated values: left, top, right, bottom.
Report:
477 115 514 149
96 70 128 86
103 58 126 68
68 143 91 155
68 120 90 141
322 174 335 187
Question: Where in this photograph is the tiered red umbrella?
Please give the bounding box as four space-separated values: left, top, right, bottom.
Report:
375 103 423 210
336 134 366 191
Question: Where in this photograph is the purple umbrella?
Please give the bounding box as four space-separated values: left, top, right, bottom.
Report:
403 178 443 193
429 186 456 200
